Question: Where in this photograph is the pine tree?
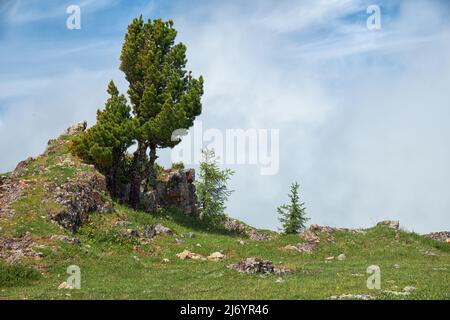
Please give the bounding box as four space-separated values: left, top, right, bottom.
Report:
196 149 234 226
72 81 135 197
120 17 204 208
278 182 309 234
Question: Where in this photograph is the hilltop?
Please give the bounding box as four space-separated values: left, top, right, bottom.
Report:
0 124 448 299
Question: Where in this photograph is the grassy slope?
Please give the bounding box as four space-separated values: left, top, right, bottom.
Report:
0 136 449 300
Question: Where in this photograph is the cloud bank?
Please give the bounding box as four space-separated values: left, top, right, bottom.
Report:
1 0 449 233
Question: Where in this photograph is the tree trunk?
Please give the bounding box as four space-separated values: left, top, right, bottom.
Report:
107 155 122 199
148 144 158 182
129 142 148 209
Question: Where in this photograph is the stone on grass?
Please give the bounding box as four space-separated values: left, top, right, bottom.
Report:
228 257 290 275
51 235 80 245
207 252 225 262
337 253 346 261
58 281 72 290
176 250 203 260
403 286 416 292
143 224 172 238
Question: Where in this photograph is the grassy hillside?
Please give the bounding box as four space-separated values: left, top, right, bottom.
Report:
0 133 449 300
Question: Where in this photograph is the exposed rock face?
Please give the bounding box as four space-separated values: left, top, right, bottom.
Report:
11 157 35 178
228 257 290 275
0 176 26 218
65 121 87 135
51 171 112 231
377 220 400 229
141 169 198 216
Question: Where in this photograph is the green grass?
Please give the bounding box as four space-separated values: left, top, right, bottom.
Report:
0 203 449 299
0 133 449 300
0 263 41 288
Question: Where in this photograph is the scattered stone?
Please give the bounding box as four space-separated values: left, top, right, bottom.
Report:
383 290 410 296
423 231 450 243
223 218 248 234
403 286 416 292
142 224 172 238
51 235 81 245
227 257 290 275
0 232 43 264
393 264 400 269
248 231 271 241
112 220 132 228
298 230 320 243
175 238 184 245
325 256 335 261
377 220 400 229
196 243 202 247
238 240 245 245
330 294 374 300
423 250 438 257
162 258 170 263
207 252 225 262
0 176 26 217
337 253 346 261
284 242 317 254
58 281 72 290
176 250 204 260
275 277 285 283
124 229 139 238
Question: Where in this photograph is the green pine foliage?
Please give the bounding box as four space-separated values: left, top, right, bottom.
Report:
278 182 309 234
72 17 204 206
120 17 204 207
196 149 234 226
72 81 134 196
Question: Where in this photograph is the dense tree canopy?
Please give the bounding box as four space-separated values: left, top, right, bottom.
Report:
73 17 203 208
72 81 134 196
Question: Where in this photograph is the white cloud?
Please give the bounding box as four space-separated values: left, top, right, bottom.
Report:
1 0 449 233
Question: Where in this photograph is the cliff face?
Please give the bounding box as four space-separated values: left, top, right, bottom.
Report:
0 122 198 232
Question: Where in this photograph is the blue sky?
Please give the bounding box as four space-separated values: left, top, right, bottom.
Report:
1 0 449 232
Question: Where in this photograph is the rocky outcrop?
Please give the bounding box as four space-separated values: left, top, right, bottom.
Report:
228 257 290 275
0 176 26 218
424 231 450 243
51 171 112 231
141 169 198 216
223 217 271 240
377 220 400 229
65 121 87 135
